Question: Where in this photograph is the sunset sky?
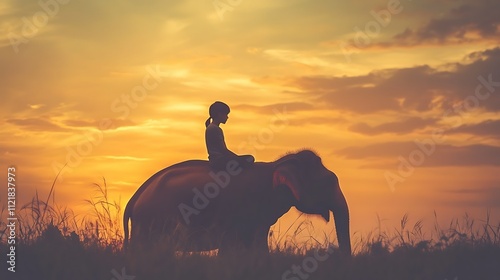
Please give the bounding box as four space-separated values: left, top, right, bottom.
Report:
1 0 499 245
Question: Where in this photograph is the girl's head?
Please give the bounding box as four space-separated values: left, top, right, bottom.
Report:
205 101 230 127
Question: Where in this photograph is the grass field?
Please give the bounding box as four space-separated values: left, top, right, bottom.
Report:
1 180 499 280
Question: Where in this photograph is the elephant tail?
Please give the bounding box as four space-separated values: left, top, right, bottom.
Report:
123 200 132 251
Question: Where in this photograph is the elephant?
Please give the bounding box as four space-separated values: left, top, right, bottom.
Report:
123 149 351 255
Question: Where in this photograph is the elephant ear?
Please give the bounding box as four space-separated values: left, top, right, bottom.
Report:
273 163 301 202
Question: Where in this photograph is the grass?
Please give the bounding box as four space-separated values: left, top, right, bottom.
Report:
1 179 499 280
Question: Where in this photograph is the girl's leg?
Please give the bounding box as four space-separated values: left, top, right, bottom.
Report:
210 155 254 170
236 155 254 167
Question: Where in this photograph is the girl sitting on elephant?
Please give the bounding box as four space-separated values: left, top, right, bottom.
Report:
205 101 255 170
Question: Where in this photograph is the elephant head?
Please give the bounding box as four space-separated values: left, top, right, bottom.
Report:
272 150 351 255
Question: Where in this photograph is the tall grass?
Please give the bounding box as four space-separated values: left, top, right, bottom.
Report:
83 178 123 248
0 178 123 251
351 211 500 256
1 178 499 280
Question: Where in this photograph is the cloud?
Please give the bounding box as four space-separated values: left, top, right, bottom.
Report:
379 0 500 47
63 118 136 130
441 183 500 208
263 49 331 67
290 47 500 114
349 117 438 135
6 117 69 132
449 119 500 139
415 143 500 167
234 102 314 114
96 155 151 161
6 116 137 132
336 142 417 160
335 142 500 167
0 142 43 157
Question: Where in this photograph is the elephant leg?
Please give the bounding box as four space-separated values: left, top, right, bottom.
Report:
248 227 270 253
217 227 248 256
131 222 158 251
130 221 148 251
131 217 175 252
218 226 270 256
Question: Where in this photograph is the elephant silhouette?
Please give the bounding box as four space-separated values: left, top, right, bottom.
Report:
123 150 351 255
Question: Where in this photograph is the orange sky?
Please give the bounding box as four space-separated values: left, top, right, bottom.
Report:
1 0 499 245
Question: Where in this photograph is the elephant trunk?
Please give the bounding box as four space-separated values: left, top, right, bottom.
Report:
330 185 351 256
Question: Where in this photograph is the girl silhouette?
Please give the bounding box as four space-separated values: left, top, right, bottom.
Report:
205 101 255 170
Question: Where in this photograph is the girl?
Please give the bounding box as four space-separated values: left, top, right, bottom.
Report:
205 101 255 170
